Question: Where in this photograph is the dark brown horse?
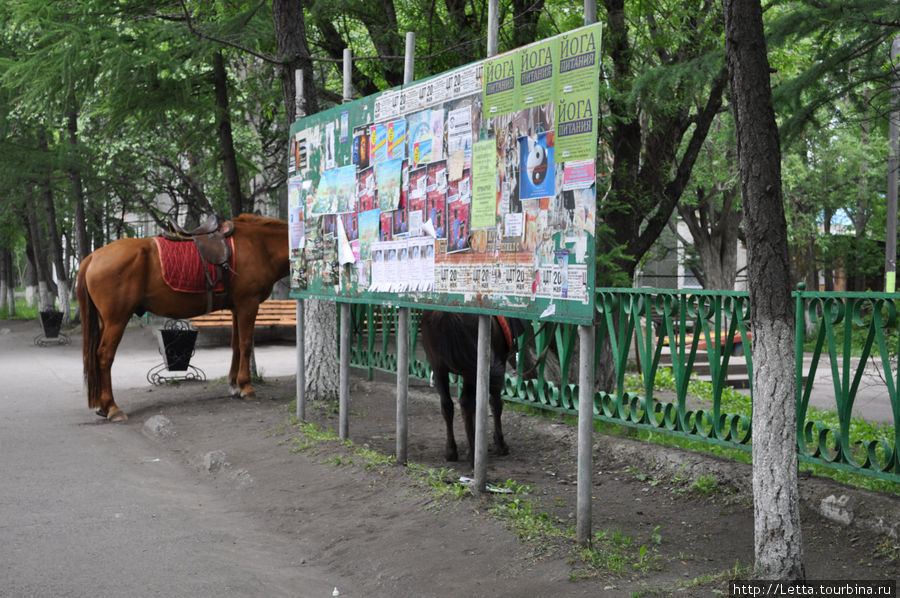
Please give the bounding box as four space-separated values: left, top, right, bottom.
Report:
420 311 525 466
76 214 289 422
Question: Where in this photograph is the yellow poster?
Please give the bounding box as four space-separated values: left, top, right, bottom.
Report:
470 139 498 229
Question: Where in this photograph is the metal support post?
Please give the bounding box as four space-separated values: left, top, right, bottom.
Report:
473 314 491 493
576 324 595 545
396 307 409 464
339 302 351 440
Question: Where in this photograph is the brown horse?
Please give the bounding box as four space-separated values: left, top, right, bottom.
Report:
420 311 526 466
76 214 289 422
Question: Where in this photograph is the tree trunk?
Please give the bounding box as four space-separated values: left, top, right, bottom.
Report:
213 51 244 218
0 248 7 313
272 0 336 401
23 247 37 307
7 250 17 316
678 183 741 290
38 130 72 323
24 193 54 311
304 300 339 400
823 206 834 291
90 200 105 253
724 0 805 580
68 108 91 262
272 0 319 124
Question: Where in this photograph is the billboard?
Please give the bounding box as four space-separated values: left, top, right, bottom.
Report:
288 23 602 325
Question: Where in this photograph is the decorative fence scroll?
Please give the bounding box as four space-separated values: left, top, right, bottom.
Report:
347 287 899 483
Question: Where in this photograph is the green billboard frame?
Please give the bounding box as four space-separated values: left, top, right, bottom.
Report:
287 23 602 325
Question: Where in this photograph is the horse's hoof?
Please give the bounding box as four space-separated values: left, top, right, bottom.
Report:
496 443 510 456
240 391 256 401
95 409 108 418
444 449 459 462
107 409 128 423
229 384 240 397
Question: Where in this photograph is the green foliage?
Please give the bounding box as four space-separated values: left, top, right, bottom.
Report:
767 0 900 141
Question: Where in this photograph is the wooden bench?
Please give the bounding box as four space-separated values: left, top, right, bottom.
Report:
189 299 297 344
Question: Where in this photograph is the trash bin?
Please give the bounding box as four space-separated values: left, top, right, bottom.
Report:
39 310 63 339
155 326 198 371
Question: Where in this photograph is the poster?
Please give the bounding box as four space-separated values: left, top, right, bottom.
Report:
518 132 556 200
312 165 356 215
447 105 473 161
425 161 448 239
288 176 305 255
519 37 556 108
352 125 371 169
408 109 445 167
357 167 377 212
483 52 518 117
555 22 602 161
358 209 380 260
470 140 498 229
371 119 407 163
375 158 404 211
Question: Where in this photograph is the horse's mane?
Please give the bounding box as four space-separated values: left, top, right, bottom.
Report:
232 214 286 228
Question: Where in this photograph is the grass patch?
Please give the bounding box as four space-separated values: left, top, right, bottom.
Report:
874 537 899 563
287 418 397 472
621 367 898 495
690 474 725 497
572 528 660 580
488 480 563 544
408 464 470 500
288 420 340 452
0 297 78 320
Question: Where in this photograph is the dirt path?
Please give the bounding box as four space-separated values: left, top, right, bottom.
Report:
130 371 898 596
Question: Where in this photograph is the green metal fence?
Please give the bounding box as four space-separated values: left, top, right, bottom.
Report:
346 287 899 482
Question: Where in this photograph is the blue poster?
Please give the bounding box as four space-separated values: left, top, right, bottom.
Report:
518 132 556 200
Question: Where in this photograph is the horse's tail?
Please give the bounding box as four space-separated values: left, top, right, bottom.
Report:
76 255 102 409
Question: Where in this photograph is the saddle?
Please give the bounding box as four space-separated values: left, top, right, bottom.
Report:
163 214 236 312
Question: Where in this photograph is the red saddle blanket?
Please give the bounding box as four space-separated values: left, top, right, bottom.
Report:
154 237 235 293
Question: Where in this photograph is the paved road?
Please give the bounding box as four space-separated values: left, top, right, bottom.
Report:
0 320 330 598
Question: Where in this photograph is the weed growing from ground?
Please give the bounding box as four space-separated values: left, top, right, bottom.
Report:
874 537 899 563
690 474 722 496
407 464 469 500
488 480 562 544
572 528 660 579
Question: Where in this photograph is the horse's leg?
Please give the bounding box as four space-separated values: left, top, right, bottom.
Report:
231 303 260 400
433 367 459 461
459 377 477 467
228 312 241 396
489 358 509 456
96 318 129 422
